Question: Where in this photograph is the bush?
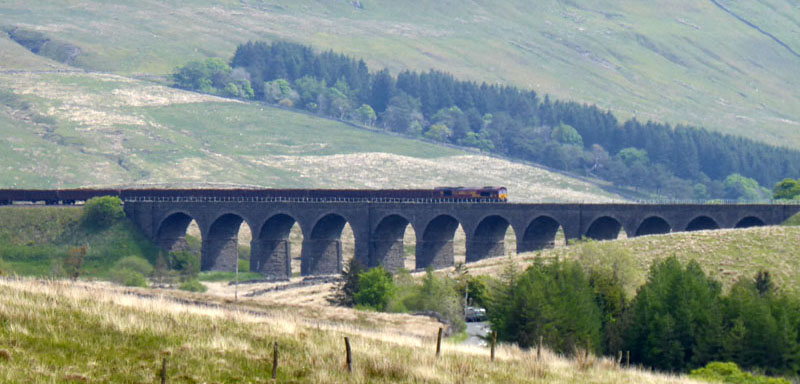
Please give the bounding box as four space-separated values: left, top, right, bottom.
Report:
354 267 394 311
179 279 207 292
690 362 791 384
81 196 124 229
400 269 466 333
109 268 147 287
169 251 200 279
114 256 153 277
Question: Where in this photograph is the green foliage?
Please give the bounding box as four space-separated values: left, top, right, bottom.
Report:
354 104 377 126
624 257 724 372
109 268 147 287
178 278 207 293
397 269 465 333
773 178 800 200
354 267 395 311
168 251 200 280
113 255 153 277
724 174 769 201
489 259 602 355
81 196 124 229
551 123 583 147
690 362 791 384
720 276 800 376
423 123 452 142
172 58 253 99
617 147 649 166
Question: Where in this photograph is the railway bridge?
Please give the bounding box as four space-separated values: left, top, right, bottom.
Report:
123 198 800 280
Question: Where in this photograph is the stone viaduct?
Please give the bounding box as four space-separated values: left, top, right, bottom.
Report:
123 199 800 280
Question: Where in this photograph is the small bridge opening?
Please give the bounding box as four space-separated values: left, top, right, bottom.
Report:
520 216 564 252
735 216 765 228
253 214 301 279
203 213 251 272
156 212 202 265
371 215 418 272
302 213 354 276
635 216 671 237
585 216 623 241
419 215 462 270
468 215 515 262
686 216 720 231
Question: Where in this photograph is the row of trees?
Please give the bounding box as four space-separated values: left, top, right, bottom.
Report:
172 41 800 199
773 178 800 200
488 257 800 377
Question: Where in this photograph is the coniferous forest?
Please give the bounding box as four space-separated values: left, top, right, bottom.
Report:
171 41 800 200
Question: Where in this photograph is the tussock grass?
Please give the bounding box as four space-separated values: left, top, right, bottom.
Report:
0 278 702 383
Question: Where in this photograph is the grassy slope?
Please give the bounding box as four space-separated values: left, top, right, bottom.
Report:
0 206 160 277
0 278 703 383
0 43 624 201
466 225 800 297
1 1 799 149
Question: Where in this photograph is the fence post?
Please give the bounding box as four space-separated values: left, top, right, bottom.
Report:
617 350 623 366
344 337 352 373
161 357 167 384
537 335 542 360
626 350 630 368
435 327 443 358
490 331 497 362
271 342 278 379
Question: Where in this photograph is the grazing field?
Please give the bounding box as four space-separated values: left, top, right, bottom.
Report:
0 278 704 383
0 70 624 202
1 1 799 149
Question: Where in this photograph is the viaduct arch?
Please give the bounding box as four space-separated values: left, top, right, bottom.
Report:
126 200 800 280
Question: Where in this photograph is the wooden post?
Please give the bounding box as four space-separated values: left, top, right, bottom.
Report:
537 335 542 360
435 327 443 358
344 337 352 373
161 357 167 384
271 342 279 379
490 331 497 362
626 350 630 368
617 351 623 366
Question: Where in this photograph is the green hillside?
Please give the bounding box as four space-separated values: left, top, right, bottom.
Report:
0 67 623 201
2 0 799 149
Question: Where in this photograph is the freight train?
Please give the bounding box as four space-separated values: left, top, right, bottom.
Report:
0 186 508 204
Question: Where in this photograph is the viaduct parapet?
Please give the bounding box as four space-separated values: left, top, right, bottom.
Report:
123 200 800 280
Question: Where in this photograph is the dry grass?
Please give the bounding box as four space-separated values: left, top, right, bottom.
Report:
0 277 704 383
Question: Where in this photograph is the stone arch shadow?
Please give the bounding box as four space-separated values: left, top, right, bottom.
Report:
251 213 301 279
417 215 461 270
519 215 563 252
735 216 765 228
468 215 513 262
155 211 199 255
635 216 671 237
302 213 353 276
585 215 624 240
686 215 720 231
202 213 251 271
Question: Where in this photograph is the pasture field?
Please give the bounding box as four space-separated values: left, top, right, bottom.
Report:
1 0 799 149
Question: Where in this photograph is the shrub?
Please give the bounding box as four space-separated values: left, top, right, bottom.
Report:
169 251 200 279
81 196 124 229
401 269 466 333
179 279 207 292
690 362 791 384
114 256 153 277
354 267 395 311
109 268 147 287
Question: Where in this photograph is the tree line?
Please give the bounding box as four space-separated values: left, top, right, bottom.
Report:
171 40 800 200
